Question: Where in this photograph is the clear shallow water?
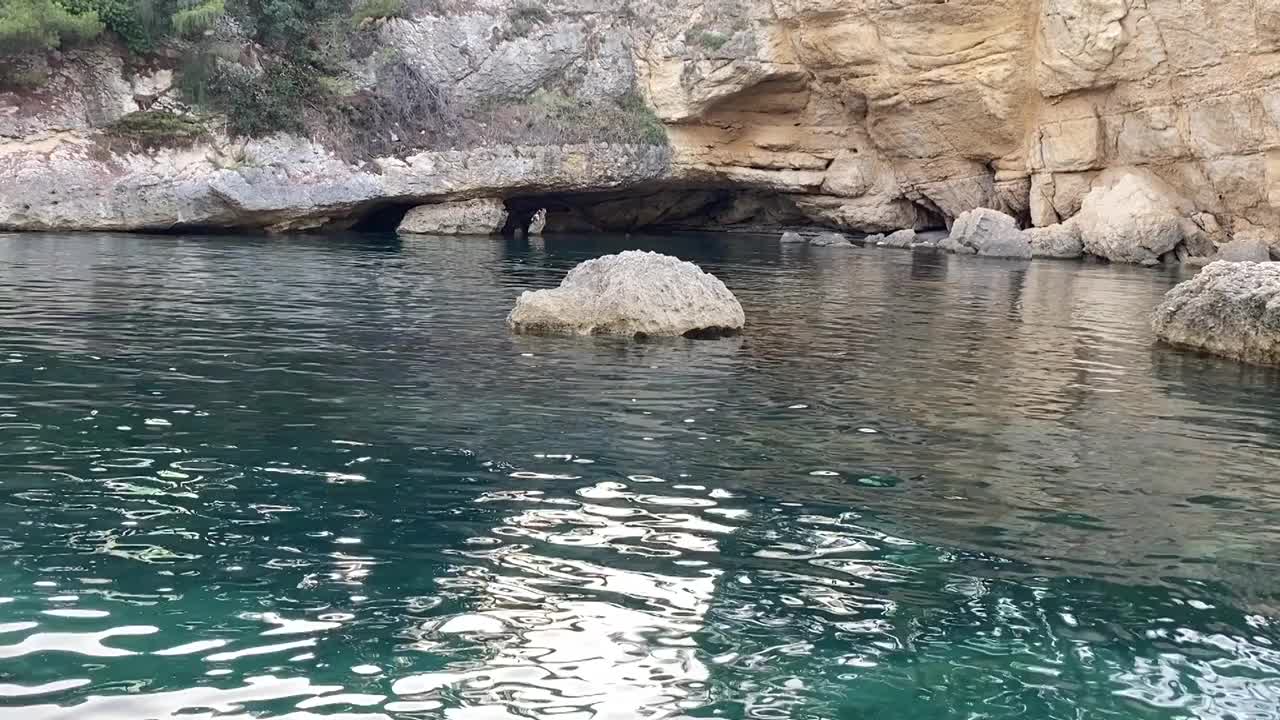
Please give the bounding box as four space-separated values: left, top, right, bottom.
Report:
1 232 1279 720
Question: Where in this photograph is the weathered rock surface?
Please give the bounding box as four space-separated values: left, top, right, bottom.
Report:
809 232 853 247
878 229 917 249
399 198 509 235
3 0 1280 254
1073 170 1191 265
942 209 1031 259
780 231 806 244
527 209 547 236
1218 238 1273 263
506 250 745 337
1027 223 1084 259
1152 261 1280 366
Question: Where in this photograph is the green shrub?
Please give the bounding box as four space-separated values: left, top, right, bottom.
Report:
233 0 348 54
351 0 404 26
171 0 224 36
685 28 728 51
1 66 50 88
193 60 318 137
105 110 209 148
0 0 103 53
60 0 166 53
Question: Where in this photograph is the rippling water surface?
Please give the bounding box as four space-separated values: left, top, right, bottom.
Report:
1 232 1279 719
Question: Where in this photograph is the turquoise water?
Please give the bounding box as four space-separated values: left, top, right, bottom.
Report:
1 232 1279 719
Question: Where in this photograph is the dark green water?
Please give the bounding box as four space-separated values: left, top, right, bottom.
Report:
1 232 1279 720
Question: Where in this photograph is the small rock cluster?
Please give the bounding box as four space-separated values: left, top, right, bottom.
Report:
783 169 1278 266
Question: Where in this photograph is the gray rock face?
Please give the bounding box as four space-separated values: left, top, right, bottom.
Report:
780 231 806 244
398 198 509 235
1152 261 1280 366
0 139 669 232
1217 238 1272 263
941 208 1031 258
810 232 853 247
878 229 917 248
507 251 745 337
1074 170 1190 265
1027 223 1084 259
863 233 886 245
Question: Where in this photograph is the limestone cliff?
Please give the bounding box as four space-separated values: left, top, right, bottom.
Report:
2 0 1278 260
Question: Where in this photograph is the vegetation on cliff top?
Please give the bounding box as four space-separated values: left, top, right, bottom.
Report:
0 0 669 154
0 0 104 52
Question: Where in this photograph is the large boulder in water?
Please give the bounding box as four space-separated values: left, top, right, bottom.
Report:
507 251 745 337
941 208 1031 258
1152 261 1280 366
1074 170 1191 265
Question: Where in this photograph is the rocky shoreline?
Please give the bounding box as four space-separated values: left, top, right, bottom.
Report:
4 0 1280 266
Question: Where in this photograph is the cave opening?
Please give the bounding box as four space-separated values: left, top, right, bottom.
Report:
504 186 816 235
349 202 418 233
340 185 947 238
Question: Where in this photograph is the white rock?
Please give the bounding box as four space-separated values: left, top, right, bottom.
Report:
809 232 853 247
779 231 806 244
941 208 1030 258
398 198 508 235
1027 223 1084 259
1073 170 1191 264
1152 261 1280 366
527 208 547 235
878 229 917 248
507 251 744 337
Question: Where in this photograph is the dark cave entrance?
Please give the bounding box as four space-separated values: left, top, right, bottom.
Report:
349 202 418 233
341 185 946 237
504 186 815 235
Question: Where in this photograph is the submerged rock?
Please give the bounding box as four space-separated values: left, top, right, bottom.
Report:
809 232 854 247
1027 223 1084 259
780 231 806 244
1217 238 1271 263
398 198 509 235
1074 170 1190 265
1152 261 1280 366
506 250 745 337
941 208 1030 258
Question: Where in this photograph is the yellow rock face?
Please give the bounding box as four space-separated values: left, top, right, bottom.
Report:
636 0 1280 250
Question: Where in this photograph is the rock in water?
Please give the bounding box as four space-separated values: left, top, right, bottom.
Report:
1027 223 1084 259
941 208 1031 258
506 251 745 337
1073 170 1190 264
878 229 917 248
1152 261 1280 366
527 208 547 236
398 198 508 235
810 232 854 247
780 231 806 244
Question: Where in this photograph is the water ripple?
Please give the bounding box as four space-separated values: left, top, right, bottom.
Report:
0 232 1277 718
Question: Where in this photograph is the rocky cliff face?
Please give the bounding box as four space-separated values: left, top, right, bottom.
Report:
2 0 1278 259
